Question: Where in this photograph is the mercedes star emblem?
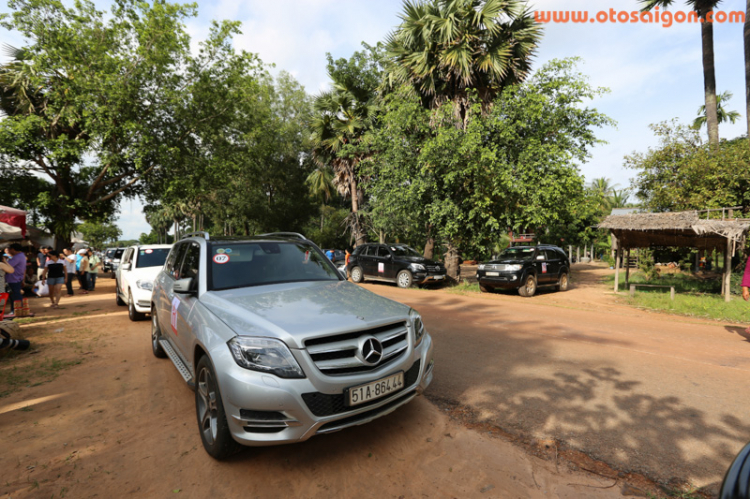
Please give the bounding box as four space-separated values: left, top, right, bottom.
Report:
359 337 384 366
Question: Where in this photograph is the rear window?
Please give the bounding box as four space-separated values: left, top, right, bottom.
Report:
209 242 340 291
135 248 170 268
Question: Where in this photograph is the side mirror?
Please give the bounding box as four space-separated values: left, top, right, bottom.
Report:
174 277 196 294
121 263 131 271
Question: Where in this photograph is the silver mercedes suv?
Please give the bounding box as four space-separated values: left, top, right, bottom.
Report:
150 232 434 459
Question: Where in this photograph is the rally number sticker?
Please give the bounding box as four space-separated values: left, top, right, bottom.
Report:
541 262 547 273
213 254 230 264
171 296 180 334
378 262 385 273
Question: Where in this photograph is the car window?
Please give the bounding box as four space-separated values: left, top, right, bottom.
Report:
122 249 133 265
498 247 536 261
389 245 421 258
360 245 371 256
209 242 340 291
180 243 201 282
544 250 559 261
376 246 390 258
135 248 171 268
114 249 124 259
170 244 189 279
164 244 181 277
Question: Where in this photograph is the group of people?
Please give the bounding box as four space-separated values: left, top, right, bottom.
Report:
1 244 102 315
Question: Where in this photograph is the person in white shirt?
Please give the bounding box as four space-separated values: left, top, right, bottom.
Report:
62 248 77 296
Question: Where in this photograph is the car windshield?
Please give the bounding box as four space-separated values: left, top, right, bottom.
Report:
499 247 536 261
209 241 340 291
389 245 421 258
135 248 170 268
105 250 115 258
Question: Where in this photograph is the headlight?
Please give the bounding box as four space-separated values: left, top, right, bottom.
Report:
409 263 426 272
478 264 485 270
228 337 305 379
506 264 523 271
410 310 426 346
136 279 153 291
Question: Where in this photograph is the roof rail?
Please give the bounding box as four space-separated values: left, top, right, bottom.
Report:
182 231 210 241
258 232 307 240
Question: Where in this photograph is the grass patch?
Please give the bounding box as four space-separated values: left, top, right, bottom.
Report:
0 357 83 398
446 282 481 295
606 271 749 323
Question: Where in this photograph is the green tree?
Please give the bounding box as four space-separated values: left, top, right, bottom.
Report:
640 0 722 145
78 221 122 249
310 47 382 246
364 59 613 271
692 90 742 131
0 0 199 243
383 0 543 118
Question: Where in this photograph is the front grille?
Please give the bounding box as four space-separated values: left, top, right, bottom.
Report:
317 391 417 434
302 360 421 417
305 322 409 376
425 265 442 272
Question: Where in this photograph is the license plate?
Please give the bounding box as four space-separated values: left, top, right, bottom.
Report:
486 271 499 276
433 275 445 280
347 372 404 407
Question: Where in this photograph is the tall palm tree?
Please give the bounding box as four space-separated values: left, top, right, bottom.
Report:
589 177 617 197
383 0 542 119
608 189 631 210
306 164 335 204
692 90 741 130
640 0 721 145
310 71 377 246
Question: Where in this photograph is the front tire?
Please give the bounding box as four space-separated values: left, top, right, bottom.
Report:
151 312 167 358
195 355 241 460
397 270 413 288
556 272 569 292
518 275 537 297
479 284 492 293
128 290 146 321
350 266 364 283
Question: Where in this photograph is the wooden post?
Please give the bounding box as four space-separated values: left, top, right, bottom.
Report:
694 250 699 273
724 238 732 302
670 286 675 301
592 243 595 262
625 248 631 287
611 233 618 262
568 245 572 262
614 248 621 293
577 246 580 264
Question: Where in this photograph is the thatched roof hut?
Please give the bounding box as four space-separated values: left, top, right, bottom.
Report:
598 211 750 250
597 211 750 301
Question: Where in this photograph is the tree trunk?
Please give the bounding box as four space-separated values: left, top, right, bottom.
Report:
424 226 435 259
745 0 750 142
701 14 719 145
350 177 366 246
445 242 460 283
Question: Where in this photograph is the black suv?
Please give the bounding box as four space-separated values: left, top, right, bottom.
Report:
348 243 447 288
476 245 570 297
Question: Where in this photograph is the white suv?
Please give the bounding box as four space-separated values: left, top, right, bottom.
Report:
116 244 172 321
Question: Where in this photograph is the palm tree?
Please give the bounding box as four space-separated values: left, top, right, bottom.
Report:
692 90 741 130
608 189 631 210
589 177 617 197
310 69 377 246
383 0 542 120
640 0 721 145
306 165 335 205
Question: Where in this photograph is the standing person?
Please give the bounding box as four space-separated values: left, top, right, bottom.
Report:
0 250 12 293
87 248 101 291
77 249 89 294
36 246 49 280
40 250 66 308
742 251 750 334
4 243 27 315
325 249 334 261
62 248 76 296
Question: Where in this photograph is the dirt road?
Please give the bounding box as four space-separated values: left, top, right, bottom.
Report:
359 263 750 493
1 277 643 499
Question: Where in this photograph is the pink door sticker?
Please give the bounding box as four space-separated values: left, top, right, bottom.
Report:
378 262 385 273
171 296 180 334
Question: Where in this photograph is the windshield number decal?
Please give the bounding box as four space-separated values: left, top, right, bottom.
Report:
213 254 230 264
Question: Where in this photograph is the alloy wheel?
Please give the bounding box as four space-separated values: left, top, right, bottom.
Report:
197 367 219 445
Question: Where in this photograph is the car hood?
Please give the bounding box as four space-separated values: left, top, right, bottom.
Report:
485 259 530 265
397 256 440 266
199 280 410 349
127 266 163 281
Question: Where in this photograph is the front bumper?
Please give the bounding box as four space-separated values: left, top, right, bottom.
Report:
216 333 435 446
413 273 447 284
477 272 523 289
131 286 154 313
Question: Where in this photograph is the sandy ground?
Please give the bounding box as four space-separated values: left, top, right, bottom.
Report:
359 263 750 495
0 266 743 498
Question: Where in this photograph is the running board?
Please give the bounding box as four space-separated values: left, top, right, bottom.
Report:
159 339 194 388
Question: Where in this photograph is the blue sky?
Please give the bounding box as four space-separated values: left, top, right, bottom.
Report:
3 0 747 239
